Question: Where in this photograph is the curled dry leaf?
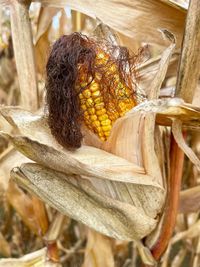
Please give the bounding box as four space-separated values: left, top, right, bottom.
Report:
172 119 200 169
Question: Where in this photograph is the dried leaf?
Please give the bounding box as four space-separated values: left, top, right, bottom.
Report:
35 26 50 74
35 0 186 47
82 229 114 267
3 133 155 185
179 186 200 213
0 148 30 192
171 247 187 267
11 163 158 240
172 119 200 169
0 0 9 5
10 1 38 110
0 232 11 257
44 212 66 241
138 51 179 96
0 248 61 267
172 220 200 243
161 0 188 10
6 181 40 235
128 98 200 129
35 6 60 44
175 0 200 103
148 29 176 100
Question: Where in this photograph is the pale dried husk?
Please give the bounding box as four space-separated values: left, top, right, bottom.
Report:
0 108 164 240
33 0 186 48
11 163 158 241
128 97 200 129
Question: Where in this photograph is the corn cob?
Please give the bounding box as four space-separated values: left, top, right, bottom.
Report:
46 33 139 148
77 50 136 141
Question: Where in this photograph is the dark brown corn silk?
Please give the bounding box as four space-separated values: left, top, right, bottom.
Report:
46 32 138 149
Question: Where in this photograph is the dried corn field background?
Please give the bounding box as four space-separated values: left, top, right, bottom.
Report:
0 0 200 266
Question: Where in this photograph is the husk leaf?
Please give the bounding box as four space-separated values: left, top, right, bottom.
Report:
11 163 157 241
34 0 186 47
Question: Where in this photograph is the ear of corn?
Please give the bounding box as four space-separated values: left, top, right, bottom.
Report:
77 50 136 141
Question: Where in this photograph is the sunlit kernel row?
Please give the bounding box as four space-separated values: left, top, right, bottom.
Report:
77 50 136 141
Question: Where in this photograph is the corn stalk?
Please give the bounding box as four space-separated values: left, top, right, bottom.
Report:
8 0 59 263
149 0 200 262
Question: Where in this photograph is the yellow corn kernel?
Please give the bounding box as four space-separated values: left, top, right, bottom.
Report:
113 74 120 82
92 90 101 98
92 121 101 127
102 125 112 132
119 111 125 117
98 114 108 121
79 93 83 99
82 89 91 98
80 99 86 105
107 64 117 75
107 112 119 121
86 98 94 107
88 108 95 115
96 52 105 59
84 111 89 120
94 97 103 104
104 131 110 137
90 115 98 121
80 81 88 87
96 108 106 116
118 102 127 111
77 49 136 142
101 119 111 126
81 104 87 111
90 82 100 92
95 103 105 110
98 132 104 137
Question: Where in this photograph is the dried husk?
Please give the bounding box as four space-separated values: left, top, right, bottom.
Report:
11 163 157 241
34 0 186 47
35 6 61 44
128 97 200 129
